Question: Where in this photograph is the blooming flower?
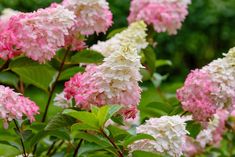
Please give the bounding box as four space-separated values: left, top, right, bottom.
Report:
177 69 218 122
196 109 228 147
129 116 191 157
57 21 148 118
0 85 39 128
0 4 76 63
128 0 191 34
54 92 72 109
91 21 148 57
177 47 235 122
62 0 113 35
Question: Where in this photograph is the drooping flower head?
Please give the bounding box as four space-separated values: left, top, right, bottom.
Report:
128 0 191 35
0 4 76 63
0 85 39 128
177 47 235 122
56 21 148 119
62 0 113 35
129 116 191 157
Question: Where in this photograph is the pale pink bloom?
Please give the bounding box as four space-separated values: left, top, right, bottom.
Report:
128 0 191 34
0 8 19 31
177 47 235 122
196 109 229 148
183 136 202 157
62 0 113 35
177 69 218 122
0 85 39 128
211 109 228 145
0 4 76 63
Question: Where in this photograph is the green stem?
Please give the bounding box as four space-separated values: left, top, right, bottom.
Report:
41 48 70 122
73 139 83 157
100 129 124 157
0 60 9 72
13 120 27 157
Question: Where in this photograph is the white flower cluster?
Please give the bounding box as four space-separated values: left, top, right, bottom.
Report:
202 47 235 110
129 116 191 157
91 21 148 57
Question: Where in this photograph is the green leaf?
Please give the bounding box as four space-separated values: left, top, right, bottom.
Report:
77 142 113 156
0 141 21 150
186 121 202 138
76 132 111 147
140 68 151 81
123 133 155 147
71 123 99 132
108 125 130 140
107 27 126 39
143 46 156 74
0 71 19 88
132 150 163 157
9 57 57 92
155 59 172 68
63 109 99 129
97 106 110 127
140 102 173 118
71 50 104 64
111 115 124 126
59 66 85 81
107 105 122 120
30 130 70 146
45 113 76 131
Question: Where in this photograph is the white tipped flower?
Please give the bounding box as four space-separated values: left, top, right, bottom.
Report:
129 116 191 157
0 8 19 22
91 21 148 57
54 92 72 108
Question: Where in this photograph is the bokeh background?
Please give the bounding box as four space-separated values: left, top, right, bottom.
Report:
0 0 235 156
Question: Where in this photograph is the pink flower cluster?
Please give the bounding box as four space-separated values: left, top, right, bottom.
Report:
58 21 148 119
0 0 113 62
128 0 191 35
177 69 218 122
177 47 235 122
62 0 113 35
0 85 39 128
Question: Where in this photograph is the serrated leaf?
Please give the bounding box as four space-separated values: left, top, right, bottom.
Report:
71 50 104 64
123 133 155 147
63 109 99 129
9 57 57 92
59 66 85 81
45 113 76 131
0 71 19 88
